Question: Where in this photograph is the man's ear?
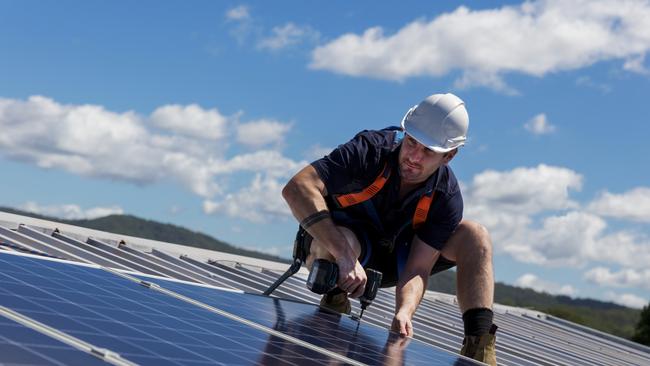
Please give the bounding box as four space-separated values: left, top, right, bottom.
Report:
443 148 458 163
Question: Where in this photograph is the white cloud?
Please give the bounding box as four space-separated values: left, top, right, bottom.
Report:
515 273 577 296
576 76 612 93
623 54 650 75
236 119 292 148
594 231 650 270
487 211 603 267
464 165 650 273
604 291 648 309
19 201 123 220
509 211 607 267
465 164 582 215
464 165 583 265
464 165 586 266
226 5 250 21
258 23 320 50
203 174 292 222
524 113 556 135
585 267 650 290
587 187 650 223
477 208 650 270
150 104 229 140
225 5 257 45
0 96 161 183
310 0 650 90
454 71 520 96
212 150 305 178
0 96 301 222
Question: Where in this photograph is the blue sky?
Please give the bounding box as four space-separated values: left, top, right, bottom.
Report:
1 0 649 308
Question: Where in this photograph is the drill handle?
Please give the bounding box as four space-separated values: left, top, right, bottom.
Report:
362 268 382 301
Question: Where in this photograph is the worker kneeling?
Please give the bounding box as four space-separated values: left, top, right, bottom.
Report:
282 93 497 365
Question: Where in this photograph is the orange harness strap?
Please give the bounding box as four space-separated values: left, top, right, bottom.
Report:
333 162 436 229
334 164 391 208
412 191 435 228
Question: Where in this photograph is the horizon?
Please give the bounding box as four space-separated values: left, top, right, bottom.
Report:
0 206 640 310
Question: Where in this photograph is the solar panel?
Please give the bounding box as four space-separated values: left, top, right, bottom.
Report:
0 227 77 262
17 225 132 271
0 253 347 365
51 232 152 274
149 249 238 289
179 256 261 292
0 314 110 366
0 252 483 365
131 273 479 366
117 245 200 284
85 238 167 277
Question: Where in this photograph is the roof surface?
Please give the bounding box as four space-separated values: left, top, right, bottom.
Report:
1 211 649 366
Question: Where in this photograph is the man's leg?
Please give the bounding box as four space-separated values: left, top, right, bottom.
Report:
440 220 494 311
304 226 363 314
440 220 497 365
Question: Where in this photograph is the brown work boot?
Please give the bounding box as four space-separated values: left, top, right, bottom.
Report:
460 324 497 365
319 291 351 314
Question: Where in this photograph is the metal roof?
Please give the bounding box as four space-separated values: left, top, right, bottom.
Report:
1 211 649 366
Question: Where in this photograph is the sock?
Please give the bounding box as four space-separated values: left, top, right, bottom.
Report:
462 308 494 336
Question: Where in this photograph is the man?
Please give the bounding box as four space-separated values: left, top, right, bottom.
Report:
282 93 497 365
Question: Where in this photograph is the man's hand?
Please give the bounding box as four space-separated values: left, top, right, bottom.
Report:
391 311 414 337
336 256 367 298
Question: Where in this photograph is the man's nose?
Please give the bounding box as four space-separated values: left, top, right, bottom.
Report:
409 147 424 162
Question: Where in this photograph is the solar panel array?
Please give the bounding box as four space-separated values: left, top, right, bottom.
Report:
1 212 649 366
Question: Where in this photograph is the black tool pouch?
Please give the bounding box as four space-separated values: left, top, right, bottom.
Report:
293 226 312 263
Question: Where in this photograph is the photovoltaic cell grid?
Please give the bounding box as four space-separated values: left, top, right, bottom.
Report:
0 253 339 366
0 253 478 366
0 315 109 366
132 274 477 366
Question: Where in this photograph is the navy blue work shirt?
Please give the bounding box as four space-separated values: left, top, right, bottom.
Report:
311 127 463 251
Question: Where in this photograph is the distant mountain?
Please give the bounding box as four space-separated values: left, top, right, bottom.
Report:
0 207 290 264
1 206 643 341
428 270 642 340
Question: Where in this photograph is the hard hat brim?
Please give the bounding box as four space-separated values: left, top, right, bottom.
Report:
404 130 463 153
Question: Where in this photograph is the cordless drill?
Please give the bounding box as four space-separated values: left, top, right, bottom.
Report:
306 259 382 320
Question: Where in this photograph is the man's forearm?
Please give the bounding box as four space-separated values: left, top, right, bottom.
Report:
395 272 428 318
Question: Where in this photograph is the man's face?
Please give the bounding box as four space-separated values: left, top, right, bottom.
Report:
398 134 455 186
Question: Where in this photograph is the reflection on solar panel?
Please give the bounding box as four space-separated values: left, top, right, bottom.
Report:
1 212 650 366
0 252 477 365
132 274 475 366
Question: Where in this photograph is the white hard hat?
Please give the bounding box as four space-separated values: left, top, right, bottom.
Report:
400 93 469 153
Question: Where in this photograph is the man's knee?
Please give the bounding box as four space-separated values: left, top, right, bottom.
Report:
462 221 491 250
443 220 492 261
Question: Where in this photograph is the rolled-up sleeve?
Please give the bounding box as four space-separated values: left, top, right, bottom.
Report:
311 130 385 195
